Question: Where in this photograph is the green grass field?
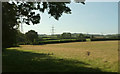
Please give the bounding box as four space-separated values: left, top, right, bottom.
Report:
3 40 118 72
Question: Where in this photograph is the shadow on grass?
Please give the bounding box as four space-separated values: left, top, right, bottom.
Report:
3 48 103 72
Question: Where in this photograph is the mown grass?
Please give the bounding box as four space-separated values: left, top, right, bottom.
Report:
2 40 118 72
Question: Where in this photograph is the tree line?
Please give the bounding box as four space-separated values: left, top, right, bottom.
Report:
16 30 89 45
16 30 119 45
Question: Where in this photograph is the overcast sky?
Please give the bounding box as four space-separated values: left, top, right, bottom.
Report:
20 2 118 35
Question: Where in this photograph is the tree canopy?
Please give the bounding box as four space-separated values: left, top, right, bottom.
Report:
2 2 84 48
25 30 38 44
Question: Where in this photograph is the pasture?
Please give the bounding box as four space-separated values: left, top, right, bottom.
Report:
2 40 118 72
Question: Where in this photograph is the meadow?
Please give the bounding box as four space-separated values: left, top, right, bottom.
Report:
2 40 118 72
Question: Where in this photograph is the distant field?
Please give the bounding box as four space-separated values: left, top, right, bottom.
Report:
3 40 118 72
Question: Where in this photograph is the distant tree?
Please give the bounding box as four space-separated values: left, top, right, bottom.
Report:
25 30 38 44
57 35 61 39
61 32 72 39
90 35 94 39
84 34 90 38
78 33 85 41
78 33 84 38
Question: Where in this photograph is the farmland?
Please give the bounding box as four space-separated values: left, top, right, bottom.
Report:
2 40 118 72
